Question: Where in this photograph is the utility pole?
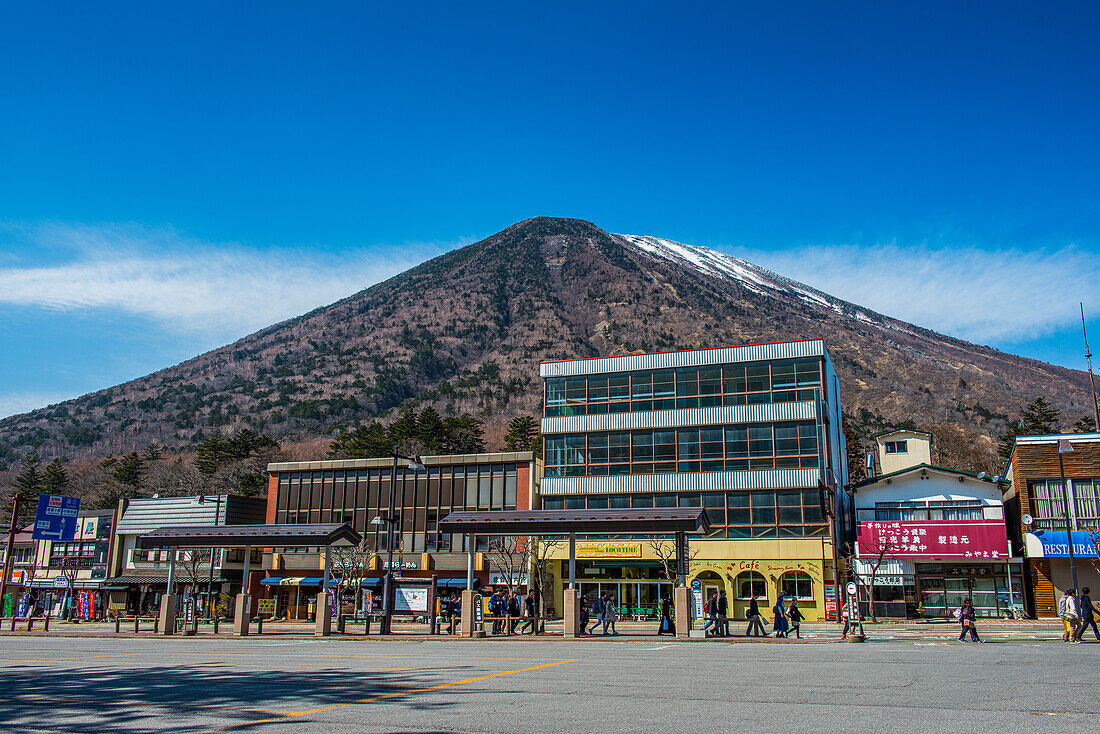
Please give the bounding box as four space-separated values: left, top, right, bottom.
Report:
377 453 425 634
1 494 25 615
1082 303 1100 431
1058 439 1079 591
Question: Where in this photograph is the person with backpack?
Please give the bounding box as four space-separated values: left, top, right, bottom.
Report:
745 596 767 637
957 598 981 642
1060 588 1079 643
702 591 718 635
589 592 606 635
1073 586 1098 642
787 598 804 639
717 590 730 637
507 590 522 635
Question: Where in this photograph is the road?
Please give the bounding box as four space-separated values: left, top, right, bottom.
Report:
1 634 1097 733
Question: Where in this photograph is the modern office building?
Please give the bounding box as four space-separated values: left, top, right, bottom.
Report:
539 340 850 621
852 431 1019 620
1005 432 1100 617
263 452 539 619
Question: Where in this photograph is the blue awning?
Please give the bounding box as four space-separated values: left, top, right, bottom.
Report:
438 578 478 588
300 577 324 586
260 577 284 586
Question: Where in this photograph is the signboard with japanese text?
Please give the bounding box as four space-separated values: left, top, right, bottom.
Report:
857 520 1009 560
394 586 429 613
33 495 80 541
824 584 837 621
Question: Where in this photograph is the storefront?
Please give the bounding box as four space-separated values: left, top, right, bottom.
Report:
1022 530 1100 617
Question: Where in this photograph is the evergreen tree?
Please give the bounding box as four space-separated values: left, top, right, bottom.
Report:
42 458 69 493
111 452 144 489
1072 416 1098 433
442 414 485 454
503 416 541 456
999 397 1065 459
842 415 866 483
387 409 420 449
143 442 163 460
328 421 393 459
13 454 43 495
194 435 229 475
416 406 446 453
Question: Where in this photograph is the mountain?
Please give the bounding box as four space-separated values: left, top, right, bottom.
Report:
1 216 1094 473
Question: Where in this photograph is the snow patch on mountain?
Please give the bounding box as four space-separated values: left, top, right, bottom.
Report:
616 232 894 330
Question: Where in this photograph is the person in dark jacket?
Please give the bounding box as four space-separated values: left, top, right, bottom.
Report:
658 596 674 635
519 590 536 634
717 590 729 637
746 597 767 637
957 598 981 642
1073 586 1098 642
787 599 804 639
579 595 590 635
508 591 522 634
773 597 789 638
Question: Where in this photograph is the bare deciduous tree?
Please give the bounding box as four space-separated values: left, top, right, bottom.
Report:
856 532 901 623
528 535 562 618
648 537 697 584
329 539 379 614
485 536 526 595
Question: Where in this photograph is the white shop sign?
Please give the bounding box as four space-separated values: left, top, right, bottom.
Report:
394 587 429 613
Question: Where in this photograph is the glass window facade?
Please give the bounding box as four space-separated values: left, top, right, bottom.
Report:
1027 478 1100 531
273 463 520 553
541 489 827 538
544 358 822 416
544 421 819 477
855 500 999 522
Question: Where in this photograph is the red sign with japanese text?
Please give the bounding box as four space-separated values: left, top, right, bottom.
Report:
857 520 1009 559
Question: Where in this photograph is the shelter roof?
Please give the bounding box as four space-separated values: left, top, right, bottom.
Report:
438 508 708 535
138 523 360 548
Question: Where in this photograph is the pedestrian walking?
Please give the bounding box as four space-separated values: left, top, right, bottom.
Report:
1060 588 1078 643
604 594 619 635
787 599 804 639
702 590 718 635
773 597 789 638
717 590 729 637
508 591 522 634
1073 586 1098 642
519 590 536 634
588 593 606 635
579 595 590 635
745 597 767 637
658 597 674 635
956 598 981 642
841 606 850 640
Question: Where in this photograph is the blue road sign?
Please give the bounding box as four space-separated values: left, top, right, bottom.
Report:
32 495 81 541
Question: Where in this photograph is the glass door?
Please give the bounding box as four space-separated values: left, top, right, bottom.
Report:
918 577 945 618
971 577 997 617
944 577 970 615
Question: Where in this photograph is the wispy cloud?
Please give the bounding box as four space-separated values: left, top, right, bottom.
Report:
742 242 1100 345
0 392 75 420
0 222 454 339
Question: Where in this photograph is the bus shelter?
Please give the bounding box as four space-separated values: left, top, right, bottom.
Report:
139 523 360 636
438 508 708 637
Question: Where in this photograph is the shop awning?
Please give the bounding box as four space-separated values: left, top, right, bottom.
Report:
1025 531 1099 558
101 574 170 589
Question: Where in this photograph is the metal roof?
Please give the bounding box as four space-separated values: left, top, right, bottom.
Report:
438 508 709 535
268 451 536 473
540 340 826 378
138 523 361 548
116 495 266 535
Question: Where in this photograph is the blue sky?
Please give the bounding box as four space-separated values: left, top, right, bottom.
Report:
2 2 1099 418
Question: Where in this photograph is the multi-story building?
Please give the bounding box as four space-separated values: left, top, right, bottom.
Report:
29 507 118 618
263 452 539 619
852 431 1019 619
539 340 850 621
1005 432 1100 617
104 495 267 615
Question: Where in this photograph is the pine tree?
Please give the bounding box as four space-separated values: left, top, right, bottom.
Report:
1072 416 1097 433
13 454 43 495
503 416 541 456
387 409 421 449
441 414 485 454
842 415 866 483
111 452 144 489
999 397 1065 459
42 458 69 493
416 406 446 453
143 442 163 460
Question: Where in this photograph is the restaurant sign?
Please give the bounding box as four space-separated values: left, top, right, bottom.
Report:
576 542 642 559
858 520 1009 559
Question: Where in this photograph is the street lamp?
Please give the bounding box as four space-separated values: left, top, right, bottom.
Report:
196 494 223 618
378 453 426 634
1057 439 1079 591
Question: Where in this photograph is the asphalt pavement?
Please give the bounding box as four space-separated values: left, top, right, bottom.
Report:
1 633 1097 733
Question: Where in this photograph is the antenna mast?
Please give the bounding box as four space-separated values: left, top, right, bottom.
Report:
1083 302 1100 431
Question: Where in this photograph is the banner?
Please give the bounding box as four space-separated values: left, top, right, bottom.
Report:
858 520 1009 559
576 542 642 559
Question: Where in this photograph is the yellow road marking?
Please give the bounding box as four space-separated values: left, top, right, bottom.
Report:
200 659 578 733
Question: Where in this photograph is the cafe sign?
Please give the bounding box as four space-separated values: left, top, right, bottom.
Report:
576 542 642 559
